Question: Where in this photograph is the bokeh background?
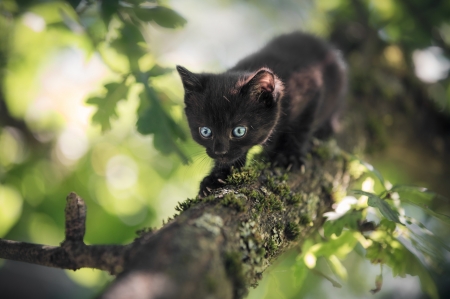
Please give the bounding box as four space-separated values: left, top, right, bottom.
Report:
0 0 449 298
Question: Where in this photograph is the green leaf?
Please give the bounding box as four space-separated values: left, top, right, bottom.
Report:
110 23 147 71
389 185 435 197
310 268 342 288
87 80 129 131
360 160 386 187
368 196 401 224
394 247 439 299
292 261 309 289
370 271 383 294
101 0 119 24
326 255 348 281
353 190 402 224
389 185 450 223
148 64 173 77
324 210 363 238
314 231 359 258
402 217 450 265
67 0 82 9
324 219 345 238
134 6 187 28
136 85 188 163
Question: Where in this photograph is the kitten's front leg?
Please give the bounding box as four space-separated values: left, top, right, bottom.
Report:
198 155 247 197
270 91 320 170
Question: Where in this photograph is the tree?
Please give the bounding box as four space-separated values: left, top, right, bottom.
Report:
0 0 449 298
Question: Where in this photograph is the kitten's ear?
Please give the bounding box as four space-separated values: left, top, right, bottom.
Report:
176 65 203 93
241 68 283 106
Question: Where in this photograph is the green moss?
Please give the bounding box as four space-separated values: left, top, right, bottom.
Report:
268 194 283 211
275 222 283 231
287 193 303 205
314 145 331 159
274 182 290 197
256 193 283 212
265 176 277 190
227 165 259 185
299 214 311 225
135 227 155 237
175 194 215 212
285 221 300 240
222 193 246 212
250 190 264 201
267 238 278 254
175 198 198 212
238 187 250 194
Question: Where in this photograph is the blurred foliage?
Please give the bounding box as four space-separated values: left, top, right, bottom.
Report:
0 0 450 298
313 160 450 299
0 0 201 292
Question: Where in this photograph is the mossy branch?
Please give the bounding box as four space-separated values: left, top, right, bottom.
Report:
0 140 350 299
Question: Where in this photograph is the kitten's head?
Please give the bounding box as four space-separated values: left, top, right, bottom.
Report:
177 65 284 165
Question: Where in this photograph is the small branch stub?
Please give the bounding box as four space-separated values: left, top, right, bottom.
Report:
0 192 129 274
64 192 87 242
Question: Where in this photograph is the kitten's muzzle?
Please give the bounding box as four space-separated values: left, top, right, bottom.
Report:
214 149 228 155
213 138 229 156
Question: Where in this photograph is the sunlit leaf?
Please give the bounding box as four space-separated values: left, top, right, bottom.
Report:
0 185 23 237
136 85 188 163
59 8 84 34
313 231 359 259
390 185 435 198
326 255 348 281
87 79 130 131
398 249 439 299
401 217 450 269
310 269 342 288
110 23 147 72
391 186 450 223
292 261 309 289
360 160 385 187
148 64 173 77
134 6 187 28
352 190 402 224
324 210 363 238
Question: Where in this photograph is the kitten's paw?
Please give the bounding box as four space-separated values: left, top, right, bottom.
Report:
272 153 305 171
198 175 226 197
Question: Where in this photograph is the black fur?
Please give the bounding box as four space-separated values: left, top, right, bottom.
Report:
177 32 347 196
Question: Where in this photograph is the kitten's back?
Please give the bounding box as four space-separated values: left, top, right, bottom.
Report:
230 31 346 135
230 32 335 78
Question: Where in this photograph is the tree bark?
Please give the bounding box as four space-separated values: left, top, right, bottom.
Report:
0 140 350 299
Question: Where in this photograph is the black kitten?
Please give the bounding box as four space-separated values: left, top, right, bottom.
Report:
177 32 346 196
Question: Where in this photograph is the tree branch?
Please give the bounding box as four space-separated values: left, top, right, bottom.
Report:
0 141 350 298
0 193 129 274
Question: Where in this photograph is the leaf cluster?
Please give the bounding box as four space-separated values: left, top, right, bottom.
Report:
293 160 450 299
54 0 190 162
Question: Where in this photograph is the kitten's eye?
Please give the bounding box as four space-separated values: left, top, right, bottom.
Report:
199 127 212 138
232 126 247 138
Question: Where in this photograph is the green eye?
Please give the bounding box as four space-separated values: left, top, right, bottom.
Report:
199 127 212 138
232 126 247 138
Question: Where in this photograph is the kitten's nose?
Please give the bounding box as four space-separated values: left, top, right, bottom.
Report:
213 139 229 156
214 149 227 155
